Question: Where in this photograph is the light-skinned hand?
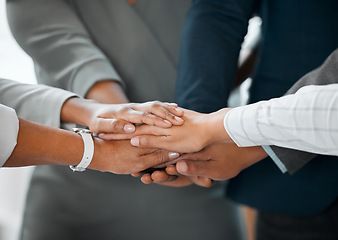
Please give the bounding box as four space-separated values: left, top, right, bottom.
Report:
102 108 232 153
62 98 184 135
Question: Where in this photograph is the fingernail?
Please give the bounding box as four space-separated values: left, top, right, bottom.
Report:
98 133 105 137
124 124 135 133
131 137 139 146
169 152 180 160
174 116 184 122
170 103 178 107
177 161 188 173
175 108 184 113
164 120 172 126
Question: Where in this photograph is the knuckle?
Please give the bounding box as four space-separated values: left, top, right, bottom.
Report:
111 119 124 131
156 152 168 164
110 119 118 128
139 137 149 147
152 100 161 106
141 111 149 117
202 178 213 188
151 101 162 109
135 162 145 171
120 107 129 113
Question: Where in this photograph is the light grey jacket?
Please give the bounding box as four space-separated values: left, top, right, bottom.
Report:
0 78 75 127
7 0 191 102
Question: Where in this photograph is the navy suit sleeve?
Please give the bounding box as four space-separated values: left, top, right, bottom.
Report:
176 0 257 113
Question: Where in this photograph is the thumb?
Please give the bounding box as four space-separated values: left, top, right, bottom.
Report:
131 135 168 150
91 118 135 134
176 160 211 178
142 151 180 169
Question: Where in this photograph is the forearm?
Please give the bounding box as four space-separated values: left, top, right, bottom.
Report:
266 49 338 173
4 118 83 167
86 80 128 104
224 84 338 155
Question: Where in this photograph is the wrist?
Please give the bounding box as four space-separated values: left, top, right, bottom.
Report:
89 137 113 173
61 97 102 128
69 129 95 172
204 108 233 146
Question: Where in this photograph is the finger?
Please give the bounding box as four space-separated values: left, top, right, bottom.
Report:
177 151 209 161
131 135 172 150
150 170 178 183
148 104 184 125
91 118 135 134
97 125 153 140
165 165 179 175
141 101 184 117
98 124 163 140
134 109 176 128
176 160 212 178
133 101 184 126
152 159 179 169
140 174 153 184
131 172 143 177
161 102 184 116
141 151 180 169
190 176 214 188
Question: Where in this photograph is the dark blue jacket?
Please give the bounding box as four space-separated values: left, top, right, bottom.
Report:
176 0 338 215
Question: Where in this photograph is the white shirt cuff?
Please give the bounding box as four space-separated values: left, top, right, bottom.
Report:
224 102 268 147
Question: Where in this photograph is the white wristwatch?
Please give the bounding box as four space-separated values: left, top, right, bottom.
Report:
70 128 95 172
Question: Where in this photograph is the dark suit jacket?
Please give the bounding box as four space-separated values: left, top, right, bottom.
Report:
176 0 338 215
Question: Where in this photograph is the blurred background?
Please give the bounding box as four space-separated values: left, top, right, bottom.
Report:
0 0 36 239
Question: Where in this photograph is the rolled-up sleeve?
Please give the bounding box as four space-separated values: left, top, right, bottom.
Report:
0 104 19 167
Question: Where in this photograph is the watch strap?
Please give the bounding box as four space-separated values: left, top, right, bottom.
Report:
70 128 94 172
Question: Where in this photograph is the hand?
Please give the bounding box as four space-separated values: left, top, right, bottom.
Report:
90 139 180 174
87 101 184 134
62 98 184 134
103 108 231 153
174 142 268 181
131 165 214 187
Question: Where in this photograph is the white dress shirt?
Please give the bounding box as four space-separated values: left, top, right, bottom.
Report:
224 84 338 158
0 104 19 167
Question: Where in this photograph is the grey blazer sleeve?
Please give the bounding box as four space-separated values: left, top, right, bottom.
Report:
6 0 122 97
0 78 76 127
269 48 338 174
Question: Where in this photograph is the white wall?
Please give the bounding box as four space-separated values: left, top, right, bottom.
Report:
0 0 37 239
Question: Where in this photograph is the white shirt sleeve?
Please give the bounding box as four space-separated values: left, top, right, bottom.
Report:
224 84 338 156
0 104 19 167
